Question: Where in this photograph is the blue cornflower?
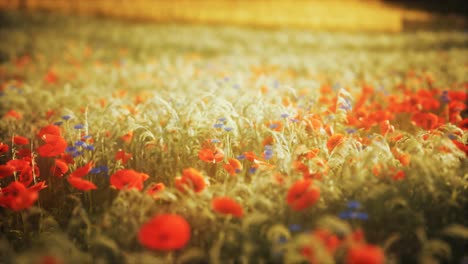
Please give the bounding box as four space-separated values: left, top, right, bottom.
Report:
341 212 369 220
339 103 352 111
75 141 86 147
264 148 274 160
339 211 352 219
218 117 227 122
280 113 289 118
66 146 77 153
98 166 109 173
54 121 63 126
74 124 84 129
273 80 279 89
264 150 273 155
339 200 368 221
269 123 279 129
224 127 233 132
355 212 369 220
288 224 302 232
440 94 450 104
90 165 108 174
62 115 72 121
90 167 101 174
440 91 450 103
71 151 83 158
347 200 361 209
237 154 246 160
82 135 92 139
277 236 288 244
213 123 224 128
86 145 95 151
447 134 457 140
249 167 257 174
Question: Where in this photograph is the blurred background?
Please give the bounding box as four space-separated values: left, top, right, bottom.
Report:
0 0 466 32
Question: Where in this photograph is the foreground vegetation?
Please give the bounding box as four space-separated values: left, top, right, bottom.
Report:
0 11 467 264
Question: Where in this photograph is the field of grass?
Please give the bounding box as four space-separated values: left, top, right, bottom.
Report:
0 11 468 264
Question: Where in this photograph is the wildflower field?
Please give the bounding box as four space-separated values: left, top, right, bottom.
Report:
0 11 467 264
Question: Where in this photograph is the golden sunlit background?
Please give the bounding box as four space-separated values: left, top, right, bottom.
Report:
0 0 466 31
0 1 467 264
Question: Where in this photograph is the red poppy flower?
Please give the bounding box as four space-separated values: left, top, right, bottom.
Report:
392 170 405 181
399 152 411 166
452 140 468 156
346 244 385 264
223 158 243 176
18 165 38 187
286 179 320 211
458 118 468 130
372 164 382 176
6 159 29 172
38 255 63 264
60 153 75 165
0 165 15 179
327 134 345 153
120 131 133 143
51 159 69 177
175 168 206 193
297 148 320 160
67 162 96 191
29 181 48 192
379 120 394 136
67 176 97 191
211 196 244 218
272 172 286 184
447 90 466 101
115 150 132 165
147 182 165 196
305 116 323 131
198 147 224 163
138 214 191 251
242 151 256 162
262 136 275 146
70 162 93 178
16 148 32 158
293 160 311 178
0 181 39 211
13 136 29 145
350 229 365 243
44 69 59 84
3 110 22 120
368 110 394 123
411 112 439 130
266 120 283 131
0 142 9 154
37 134 67 157
312 229 341 254
38 125 61 138
110 169 149 191
45 109 55 120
